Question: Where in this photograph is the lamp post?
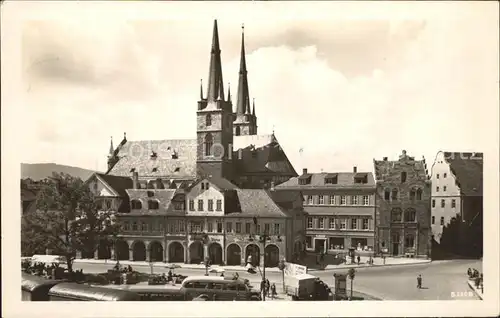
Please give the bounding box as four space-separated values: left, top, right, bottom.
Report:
253 217 270 301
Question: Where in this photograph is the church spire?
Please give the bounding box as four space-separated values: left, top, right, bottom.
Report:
236 24 251 116
227 82 231 102
200 79 204 100
108 136 114 156
252 98 256 116
206 19 224 102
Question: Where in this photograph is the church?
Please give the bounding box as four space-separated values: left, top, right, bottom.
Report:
81 20 306 266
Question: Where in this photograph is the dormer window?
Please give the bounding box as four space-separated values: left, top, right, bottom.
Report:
152 167 158 172
298 174 312 185
325 174 338 184
171 151 178 159
354 173 368 184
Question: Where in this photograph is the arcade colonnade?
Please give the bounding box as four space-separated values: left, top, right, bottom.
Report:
83 238 293 267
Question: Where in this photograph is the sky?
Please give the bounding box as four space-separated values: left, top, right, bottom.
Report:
17 1 499 174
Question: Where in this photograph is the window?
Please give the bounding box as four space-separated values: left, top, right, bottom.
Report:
131 200 142 210
329 195 336 205
362 219 369 230
190 221 202 233
340 219 347 229
340 196 346 205
201 183 205 190
306 236 312 249
410 190 416 201
405 208 416 222
384 189 390 200
391 189 398 200
106 200 112 209
318 195 324 205
226 222 233 233
148 200 159 210
216 221 223 233
96 200 103 210
432 199 436 208
207 222 213 232
444 173 447 178
141 222 148 231
440 217 444 226
235 223 242 233
351 196 358 205
416 189 422 200
451 199 456 208
443 186 447 192
205 114 212 126
318 218 325 229
273 223 280 235
204 133 213 156
401 171 407 183
123 222 130 231
405 235 415 248
216 200 222 211
198 200 204 211
235 126 241 136
351 219 357 230
441 199 445 208
437 174 440 179
436 186 440 192
256 224 261 233
363 195 369 205
431 216 435 224
329 218 335 229
307 217 313 229
308 196 313 205
264 223 270 234
245 223 251 234
206 183 210 190
189 200 195 211
132 222 138 231
391 208 402 222
208 199 214 211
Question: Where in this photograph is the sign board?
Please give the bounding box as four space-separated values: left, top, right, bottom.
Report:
284 262 307 278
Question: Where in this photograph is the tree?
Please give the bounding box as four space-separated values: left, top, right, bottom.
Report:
347 268 356 300
21 172 120 272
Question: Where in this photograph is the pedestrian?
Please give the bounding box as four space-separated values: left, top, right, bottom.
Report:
260 278 266 298
357 255 361 265
271 283 277 299
265 278 270 297
417 274 422 289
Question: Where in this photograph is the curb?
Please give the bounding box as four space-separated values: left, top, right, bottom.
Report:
467 280 483 300
308 260 432 272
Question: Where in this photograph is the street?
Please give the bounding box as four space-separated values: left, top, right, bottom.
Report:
73 259 482 300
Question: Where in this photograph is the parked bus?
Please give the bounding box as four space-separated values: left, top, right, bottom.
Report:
180 276 261 301
103 285 187 301
48 283 140 301
22 273 63 301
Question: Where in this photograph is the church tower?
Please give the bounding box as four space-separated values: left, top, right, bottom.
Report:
233 25 258 136
196 20 234 180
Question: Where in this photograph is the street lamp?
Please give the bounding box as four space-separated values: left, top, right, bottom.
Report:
253 216 271 301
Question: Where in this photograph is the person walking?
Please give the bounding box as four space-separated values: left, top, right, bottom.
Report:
357 255 361 265
265 278 271 297
271 283 277 299
417 274 422 289
260 278 266 299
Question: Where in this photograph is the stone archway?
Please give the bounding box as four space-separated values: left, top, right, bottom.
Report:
115 239 129 261
168 242 185 263
149 241 163 262
208 242 223 265
265 244 280 267
226 244 242 266
189 241 204 264
245 244 260 267
133 241 146 261
97 239 111 259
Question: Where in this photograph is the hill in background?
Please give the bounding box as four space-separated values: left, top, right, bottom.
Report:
21 163 98 181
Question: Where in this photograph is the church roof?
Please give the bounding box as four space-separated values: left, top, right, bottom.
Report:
107 134 296 178
443 152 483 196
277 172 375 189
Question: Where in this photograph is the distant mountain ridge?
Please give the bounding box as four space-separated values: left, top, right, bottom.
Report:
21 163 98 181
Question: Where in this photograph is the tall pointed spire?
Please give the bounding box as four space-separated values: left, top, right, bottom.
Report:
227 82 231 102
236 23 251 116
206 19 224 102
200 79 204 100
108 136 114 156
252 98 256 116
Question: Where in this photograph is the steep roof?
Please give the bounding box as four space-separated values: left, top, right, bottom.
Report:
373 157 428 182
107 134 296 178
443 152 483 196
231 189 288 218
276 172 375 189
124 189 183 216
96 173 133 198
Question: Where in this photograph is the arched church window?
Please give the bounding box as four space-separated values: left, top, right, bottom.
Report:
205 133 213 156
235 126 241 136
206 114 212 126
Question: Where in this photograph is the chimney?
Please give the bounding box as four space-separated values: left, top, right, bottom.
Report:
353 166 357 173
132 172 139 189
302 168 308 175
383 157 388 161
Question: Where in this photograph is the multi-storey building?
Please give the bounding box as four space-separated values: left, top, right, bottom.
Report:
79 20 306 266
429 151 483 255
373 150 432 257
275 167 377 258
